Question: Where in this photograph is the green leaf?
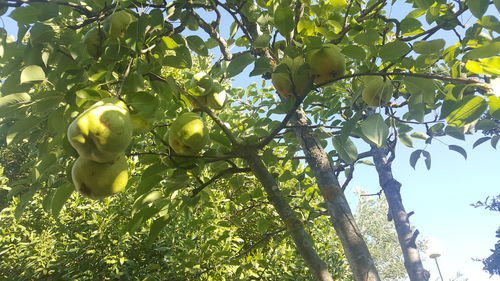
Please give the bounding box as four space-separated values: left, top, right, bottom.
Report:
398 134 413 147
229 21 239 38
466 57 500 75
464 42 500 60
473 137 491 148
445 125 465 140
360 113 389 147
491 135 499 149
250 57 272 76
410 132 429 140
0 92 31 109
9 6 39 24
409 149 422 169
488 95 500 119
413 39 445 54
164 46 192 69
252 34 272 48
274 6 294 37
422 150 431 170
400 17 422 33
51 184 74 217
379 40 410 61
494 0 500 13
446 96 487 127
148 216 169 243
132 190 163 215
226 53 254 78
332 136 358 164
162 36 180 49
6 116 44 145
341 45 366 60
186 35 208 56
257 218 270 233
466 0 489 19
20 65 45 83
448 145 467 160
475 119 497 130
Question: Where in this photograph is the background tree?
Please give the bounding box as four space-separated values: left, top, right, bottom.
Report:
472 195 500 276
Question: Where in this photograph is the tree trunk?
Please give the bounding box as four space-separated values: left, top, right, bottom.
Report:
292 108 381 281
371 145 430 281
244 153 334 281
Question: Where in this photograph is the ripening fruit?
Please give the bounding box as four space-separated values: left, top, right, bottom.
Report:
306 44 346 85
71 154 128 200
67 98 133 163
83 27 106 58
361 76 393 106
167 112 209 155
104 10 135 38
271 55 313 98
271 70 294 98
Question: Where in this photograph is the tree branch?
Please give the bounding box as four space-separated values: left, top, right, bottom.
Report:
191 167 251 197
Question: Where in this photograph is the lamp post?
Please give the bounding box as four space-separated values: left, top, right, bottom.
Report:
429 253 444 281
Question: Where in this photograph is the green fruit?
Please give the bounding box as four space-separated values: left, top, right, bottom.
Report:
272 56 313 98
361 76 393 106
83 27 106 58
167 112 209 155
71 154 128 200
306 44 346 85
104 10 135 38
206 90 227 109
67 98 133 163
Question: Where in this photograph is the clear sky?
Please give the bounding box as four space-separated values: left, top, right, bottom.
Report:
1 1 499 280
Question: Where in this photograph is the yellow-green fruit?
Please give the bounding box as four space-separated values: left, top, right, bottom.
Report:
361 76 393 106
71 154 128 200
104 10 135 37
206 90 227 109
283 56 313 96
271 71 294 98
306 44 346 85
67 98 133 163
83 27 105 58
167 112 209 155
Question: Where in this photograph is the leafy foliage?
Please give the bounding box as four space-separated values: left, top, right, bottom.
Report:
0 0 498 279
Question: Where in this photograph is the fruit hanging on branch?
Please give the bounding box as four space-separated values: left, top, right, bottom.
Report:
306 44 346 85
187 72 227 109
71 154 129 200
67 98 133 163
83 27 106 58
167 112 210 155
103 10 136 38
361 76 393 107
271 55 313 98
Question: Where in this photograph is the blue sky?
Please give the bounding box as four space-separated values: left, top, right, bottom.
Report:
1 1 499 280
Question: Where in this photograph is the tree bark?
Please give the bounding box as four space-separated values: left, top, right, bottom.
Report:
292 108 381 281
244 153 334 281
371 145 430 281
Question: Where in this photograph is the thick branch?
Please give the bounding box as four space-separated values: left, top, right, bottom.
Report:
244 153 334 281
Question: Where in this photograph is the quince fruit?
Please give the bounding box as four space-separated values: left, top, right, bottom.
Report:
71 154 128 200
67 98 133 163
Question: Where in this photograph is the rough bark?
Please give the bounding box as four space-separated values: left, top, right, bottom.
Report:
292 108 381 281
371 146 430 281
245 153 334 281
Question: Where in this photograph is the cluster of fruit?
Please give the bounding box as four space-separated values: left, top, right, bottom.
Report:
186 72 227 110
67 98 133 200
271 44 393 106
67 97 210 199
